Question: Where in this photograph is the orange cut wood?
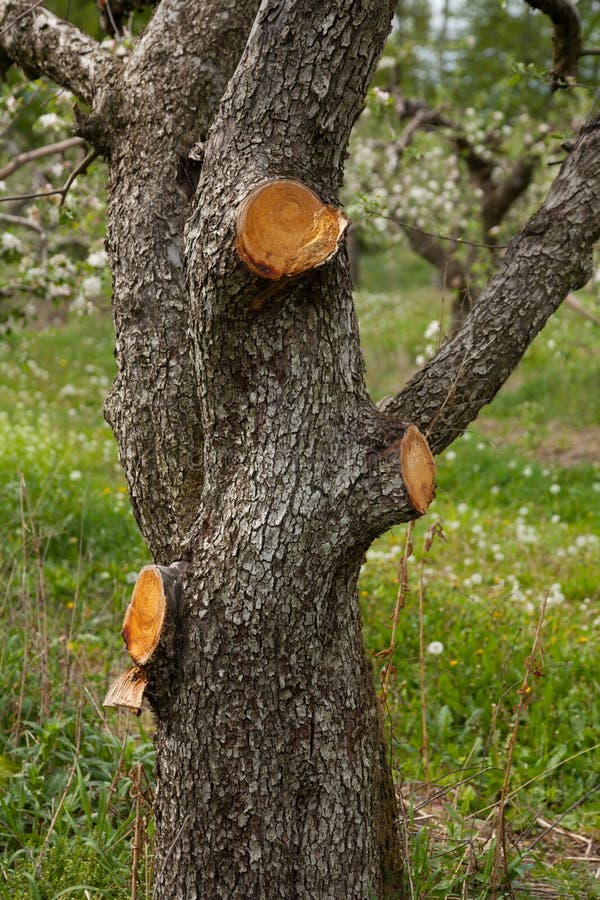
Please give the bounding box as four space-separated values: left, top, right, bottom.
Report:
121 565 167 666
236 178 349 280
400 425 436 514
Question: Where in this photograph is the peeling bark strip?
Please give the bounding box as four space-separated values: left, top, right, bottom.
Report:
400 425 436 514
236 179 349 279
103 665 148 713
122 564 183 665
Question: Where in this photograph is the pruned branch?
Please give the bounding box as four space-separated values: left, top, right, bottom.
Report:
0 136 85 180
523 0 582 88
236 179 349 280
0 0 122 108
385 114 600 454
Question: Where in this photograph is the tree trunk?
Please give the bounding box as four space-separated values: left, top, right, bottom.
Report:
151 562 400 898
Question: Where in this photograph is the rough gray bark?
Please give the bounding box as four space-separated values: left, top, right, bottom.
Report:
2 0 600 896
0 0 121 107
102 0 261 558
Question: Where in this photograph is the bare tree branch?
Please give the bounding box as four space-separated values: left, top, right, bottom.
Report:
0 136 84 180
385 114 600 454
0 210 45 233
0 0 122 107
523 0 582 88
0 148 98 204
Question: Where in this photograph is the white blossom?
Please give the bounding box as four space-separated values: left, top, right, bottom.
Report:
1 232 22 252
38 113 61 130
87 250 108 268
82 275 102 297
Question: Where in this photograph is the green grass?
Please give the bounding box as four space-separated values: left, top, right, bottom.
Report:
0 253 599 897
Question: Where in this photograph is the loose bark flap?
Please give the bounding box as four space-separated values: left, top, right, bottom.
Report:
103 665 148 713
235 178 349 280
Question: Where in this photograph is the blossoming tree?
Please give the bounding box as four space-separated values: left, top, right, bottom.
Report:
1 0 599 896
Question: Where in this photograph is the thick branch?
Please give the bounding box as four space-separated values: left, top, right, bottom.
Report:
523 0 582 87
104 0 261 559
0 0 121 106
385 114 600 454
194 0 397 206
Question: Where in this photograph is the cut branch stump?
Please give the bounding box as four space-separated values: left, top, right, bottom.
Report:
122 564 184 666
236 178 349 280
104 563 186 715
400 425 436 514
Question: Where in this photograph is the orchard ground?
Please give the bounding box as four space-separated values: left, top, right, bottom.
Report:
0 248 598 898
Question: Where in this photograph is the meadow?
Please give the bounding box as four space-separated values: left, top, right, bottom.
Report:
0 249 598 898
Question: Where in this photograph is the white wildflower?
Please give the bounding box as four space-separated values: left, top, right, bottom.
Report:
427 641 444 656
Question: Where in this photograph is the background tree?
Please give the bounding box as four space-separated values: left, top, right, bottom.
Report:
1 1 599 897
347 0 600 328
